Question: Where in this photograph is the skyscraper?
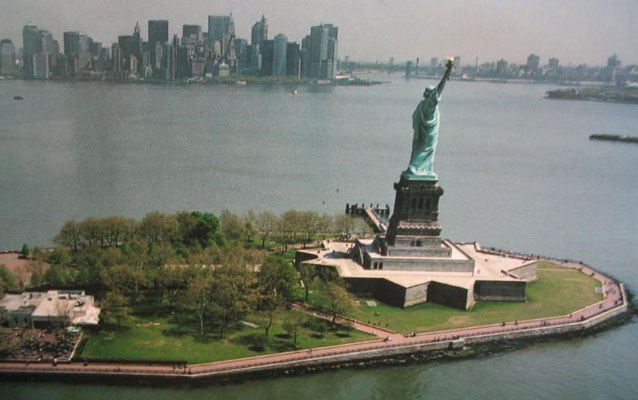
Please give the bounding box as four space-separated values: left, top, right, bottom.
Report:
286 42 300 78
251 15 267 46
111 43 121 73
148 20 168 76
182 25 202 43
22 24 42 77
208 14 234 57
260 40 274 76
272 34 287 76
22 24 59 78
308 24 338 80
527 54 540 71
234 38 249 71
118 22 143 74
148 20 169 45
64 31 91 72
0 39 19 75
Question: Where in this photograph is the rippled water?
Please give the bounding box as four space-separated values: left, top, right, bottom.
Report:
0 76 636 399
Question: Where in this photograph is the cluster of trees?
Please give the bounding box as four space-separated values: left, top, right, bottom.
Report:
31 209 370 290
220 210 372 250
26 209 359 339
0 264 17 298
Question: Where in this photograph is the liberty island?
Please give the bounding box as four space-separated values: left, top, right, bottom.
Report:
0 61 633 388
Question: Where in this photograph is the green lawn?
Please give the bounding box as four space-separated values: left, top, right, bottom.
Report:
79 308 372 364
306 262 603 334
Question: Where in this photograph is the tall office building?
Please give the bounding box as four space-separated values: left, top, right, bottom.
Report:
286 42 300 78
234 38 249 70
148 20 168 76
251 15 268 46
496 59 508 76
22 24 59 78
272 34 287 76
22 24 42 77
118 22 143 73
208 14 234 57
111 43 121 73
527 54 540 71
0 39 19 75
260 40 274 75
182 25 202 43
308 24 338 80
64 31 91 72
148 20 169 45
300 35 311 78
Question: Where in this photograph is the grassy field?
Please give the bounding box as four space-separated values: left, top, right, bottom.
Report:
307 262 603 333
79 308 372 364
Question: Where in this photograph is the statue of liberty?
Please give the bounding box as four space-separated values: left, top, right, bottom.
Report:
404 59 454 180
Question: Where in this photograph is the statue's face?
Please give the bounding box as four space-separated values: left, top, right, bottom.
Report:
423 87 436 99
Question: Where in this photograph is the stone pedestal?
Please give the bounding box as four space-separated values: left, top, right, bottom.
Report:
385 177 445 254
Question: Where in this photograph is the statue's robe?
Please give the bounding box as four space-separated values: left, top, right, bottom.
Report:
406 88 440 177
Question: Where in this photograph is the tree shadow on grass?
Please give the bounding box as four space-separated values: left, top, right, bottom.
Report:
233 333 268 352
274 333 291 339
99 322 131 333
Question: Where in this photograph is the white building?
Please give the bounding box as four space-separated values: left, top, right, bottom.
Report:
0 290 100 327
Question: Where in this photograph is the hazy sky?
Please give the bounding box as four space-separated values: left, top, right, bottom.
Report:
2 0 637 66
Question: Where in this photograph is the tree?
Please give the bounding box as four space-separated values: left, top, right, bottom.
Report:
102 291 129 327
243 210 258 243
54 220 81 252
257 256 298 337
282 313 305 349
334 215 355 239
102 264 146 297
42 264 77 287
316 214 334 240
138 212 178 244
220 210 244 242
278 210 301 251
185 273 213 335
27 259 47 287
323 280 353 326
211 263 256 338
20 243 30 259
299 264 317 302
299 211 319 246
177 211 222 248
256 211 278 249
0 264 16 297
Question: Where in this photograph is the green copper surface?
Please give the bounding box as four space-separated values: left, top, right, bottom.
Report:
403 60 453 180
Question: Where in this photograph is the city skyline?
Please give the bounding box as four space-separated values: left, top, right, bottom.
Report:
1 0 637 66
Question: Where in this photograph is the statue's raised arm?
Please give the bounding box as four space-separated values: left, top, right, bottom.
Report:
437 59 454 95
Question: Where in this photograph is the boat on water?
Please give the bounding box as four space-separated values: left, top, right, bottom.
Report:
291 89 298 95
590 134 638 144
13 96 23 100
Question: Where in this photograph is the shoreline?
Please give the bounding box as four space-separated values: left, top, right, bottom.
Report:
0 257 633 386
0 306 632 386
0 75 383 87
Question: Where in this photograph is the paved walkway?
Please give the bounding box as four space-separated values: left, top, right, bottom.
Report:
0 260 628 379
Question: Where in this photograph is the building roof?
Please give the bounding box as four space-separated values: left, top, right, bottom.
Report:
1 290 100 326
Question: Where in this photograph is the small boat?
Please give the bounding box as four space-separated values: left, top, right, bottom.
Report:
291 89 298 95
236 80 247 86
13 96 23 100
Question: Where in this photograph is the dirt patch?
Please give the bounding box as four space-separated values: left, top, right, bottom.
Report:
0 253 50 285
